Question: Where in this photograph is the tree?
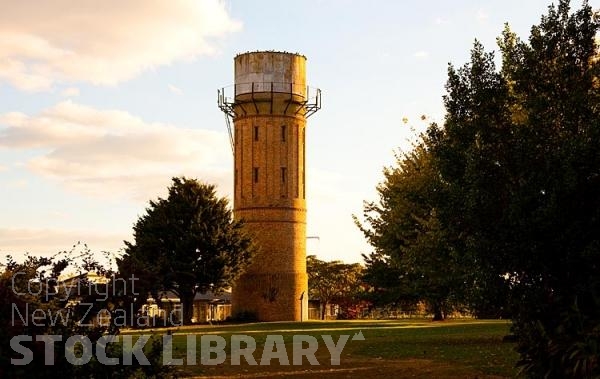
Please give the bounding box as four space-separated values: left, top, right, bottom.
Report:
306 256 364 319
426 1 600 376
355 144 465 320
1 244 170 378
118 177 253 325
427 39 515 319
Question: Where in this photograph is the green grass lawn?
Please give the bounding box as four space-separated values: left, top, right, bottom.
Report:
124 319 519 378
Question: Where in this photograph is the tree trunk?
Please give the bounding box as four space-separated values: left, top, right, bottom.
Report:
321 301 327 320
180 292 195 326
432 302 444 321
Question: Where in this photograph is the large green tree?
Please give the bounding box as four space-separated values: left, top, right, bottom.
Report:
428 39 515 319
426 1 600 376
307 255 364 320
118 177 253 325
356 144 465 320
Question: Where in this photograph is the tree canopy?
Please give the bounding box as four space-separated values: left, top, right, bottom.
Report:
358 0 600 376
428 2 600 376
1 245 170 378
356 145 465 320
306 255 364 319
118 177 253 325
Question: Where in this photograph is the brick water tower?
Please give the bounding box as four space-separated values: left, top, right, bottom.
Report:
218 51 321 321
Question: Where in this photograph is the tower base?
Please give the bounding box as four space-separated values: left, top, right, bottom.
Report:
232 272 308 322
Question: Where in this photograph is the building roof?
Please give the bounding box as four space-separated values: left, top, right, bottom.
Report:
149 290 231 303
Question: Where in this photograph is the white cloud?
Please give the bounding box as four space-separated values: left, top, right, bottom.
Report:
6 179 27 189
0 0 241 91
0 227 126 261
0 100 232 201
168 84 184 95
60 87 80 97
413 51 429 58
476 8 489 23
0 164 8 172
434 17 448 25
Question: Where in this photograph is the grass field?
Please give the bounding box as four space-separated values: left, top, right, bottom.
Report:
124 319 519 378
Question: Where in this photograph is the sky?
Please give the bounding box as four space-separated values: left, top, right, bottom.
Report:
0 0 591 264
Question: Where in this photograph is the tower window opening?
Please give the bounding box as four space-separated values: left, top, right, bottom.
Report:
281 167 287 183
281 125 286 142
254 126 259 141
253 167 259 183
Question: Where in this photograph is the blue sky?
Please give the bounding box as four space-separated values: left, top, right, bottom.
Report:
0 0 584 263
